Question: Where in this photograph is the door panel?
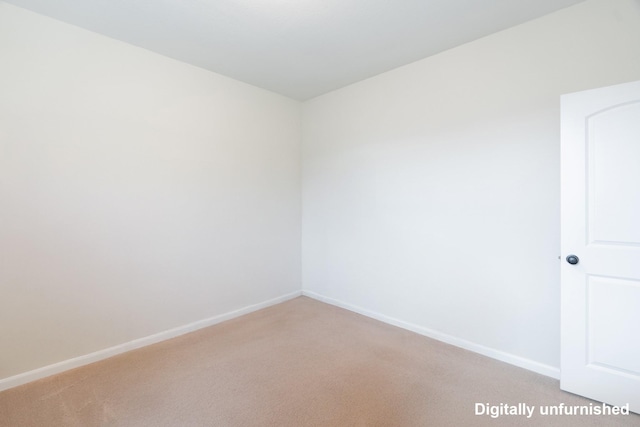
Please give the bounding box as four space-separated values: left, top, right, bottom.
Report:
588 275 640 374
561 80 640 414
588 102 640 245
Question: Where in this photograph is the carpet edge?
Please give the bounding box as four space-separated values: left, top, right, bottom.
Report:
0 290 303 392
302 290 560 379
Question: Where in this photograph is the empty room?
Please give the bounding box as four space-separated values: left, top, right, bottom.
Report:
1 0 639 425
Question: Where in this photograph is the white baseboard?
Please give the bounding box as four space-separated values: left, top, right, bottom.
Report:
302 290 560 380
0 290 302 392
1 289 559 393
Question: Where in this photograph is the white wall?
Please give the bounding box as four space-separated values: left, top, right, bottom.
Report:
0 3 301 380
302 0 640 372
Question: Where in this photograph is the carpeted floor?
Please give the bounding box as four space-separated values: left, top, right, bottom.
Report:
0 296 638 426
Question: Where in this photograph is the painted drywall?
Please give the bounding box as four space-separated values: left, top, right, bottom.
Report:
302 0 640 371
0 2 301 379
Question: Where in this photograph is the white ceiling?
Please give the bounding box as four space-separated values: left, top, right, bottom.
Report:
4 0 586 100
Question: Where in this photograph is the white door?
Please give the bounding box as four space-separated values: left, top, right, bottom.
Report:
561 79 640 414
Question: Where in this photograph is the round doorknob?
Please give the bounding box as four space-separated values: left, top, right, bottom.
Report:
566 255 579 265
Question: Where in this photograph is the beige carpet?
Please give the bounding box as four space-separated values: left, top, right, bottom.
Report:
0 296 637 426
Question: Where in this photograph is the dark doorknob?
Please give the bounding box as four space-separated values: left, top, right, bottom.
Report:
566 255 579 265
